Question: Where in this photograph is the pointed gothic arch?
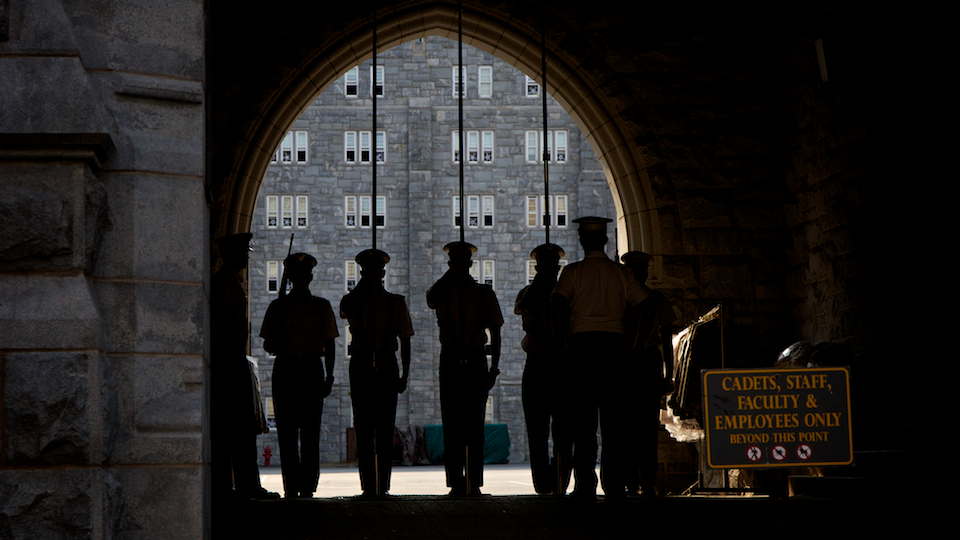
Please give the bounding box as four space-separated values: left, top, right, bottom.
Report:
214 1 666 258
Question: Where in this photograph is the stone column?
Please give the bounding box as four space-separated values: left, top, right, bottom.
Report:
1 1 207 538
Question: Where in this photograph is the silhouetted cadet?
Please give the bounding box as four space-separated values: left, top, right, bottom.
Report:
211 232 279 501
259 253 338 499
621 251 677 497
551 217 647 502
426 241 504 496
340 249 414 497
515 243 571 495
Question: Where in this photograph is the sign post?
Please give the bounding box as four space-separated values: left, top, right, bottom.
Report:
702 367 853 469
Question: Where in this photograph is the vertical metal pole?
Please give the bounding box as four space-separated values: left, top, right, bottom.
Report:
457 1 465 246
371 10 380 496
541 22 550 246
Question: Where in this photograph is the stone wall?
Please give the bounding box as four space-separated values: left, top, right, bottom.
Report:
1 1 206 538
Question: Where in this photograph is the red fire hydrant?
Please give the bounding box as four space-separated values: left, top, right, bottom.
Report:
263 446 273 467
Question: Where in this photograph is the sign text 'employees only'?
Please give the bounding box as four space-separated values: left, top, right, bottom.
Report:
702 367 853 468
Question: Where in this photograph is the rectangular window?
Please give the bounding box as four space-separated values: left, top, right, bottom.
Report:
526 194 569 228
266 195 278 228
527 258 568 284
354 195 386 228
453 195 494 228
468 195 480 227
267 260 280 292
280 131 293 163
295 131 309 163
345 132 357 163
360 131 371 163
375 131 386 163
345 260 357 291
453 65 464 96
525 75 540 97
345 66 359 96
344 196 357 227
524 130 568 163
555 130 567 163
482 131 494 162
452 131 461 163
555 194 568 227
526 131 539 163
478 66 493 98
281 195 293 228
526 195 539 227
296 195 308 228
467 131 479 163
370 65 384 96
470 259 496 288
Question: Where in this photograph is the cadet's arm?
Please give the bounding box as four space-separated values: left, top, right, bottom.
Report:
399 336 411 394
322 338 336 397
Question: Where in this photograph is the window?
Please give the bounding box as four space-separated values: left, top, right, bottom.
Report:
296 195 308 227
452 65 465 96
267 260 280 292
470 258 496 287
453 195 494 228
344 195 357 227
346 195 386 228
452 130 494 164
266 195 278 228
272 130 309 164
281 195 293 227
375 131 386 163
345 66 359 96
266 194 308 229
525 75 540 97
344 132 357 163
524 130 568 163
555 130 567 163
295 131 309 163
280 131 293 163
370 65 384 96
482 131 494 163
467 131 479 163
345 260 358 291
345 131 386 163
478 66 493 98
526 258 569 284
526 194 569 228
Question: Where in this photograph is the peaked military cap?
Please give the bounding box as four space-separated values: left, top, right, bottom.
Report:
621 251 654 267
214 232 253 251
355 248 390 268
530 243 565 261
283 252 317 274
573 216 612 232
443 241 478 258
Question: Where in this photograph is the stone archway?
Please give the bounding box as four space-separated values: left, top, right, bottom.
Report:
214 1 666 259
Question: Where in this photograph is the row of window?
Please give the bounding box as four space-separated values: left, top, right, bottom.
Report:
265 257 568 293
273 129 569 166
344 65 539 99
264 194 569 230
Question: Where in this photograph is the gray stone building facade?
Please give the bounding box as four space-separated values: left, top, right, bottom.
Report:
249 37 616 465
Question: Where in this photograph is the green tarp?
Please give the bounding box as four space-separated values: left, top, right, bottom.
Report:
424 424 510 464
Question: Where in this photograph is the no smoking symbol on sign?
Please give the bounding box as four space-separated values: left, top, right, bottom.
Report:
797 444 813 460
746 446 762 462
772 445 787 461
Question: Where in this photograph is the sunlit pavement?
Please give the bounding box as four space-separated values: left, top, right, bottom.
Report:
260 462 578 497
